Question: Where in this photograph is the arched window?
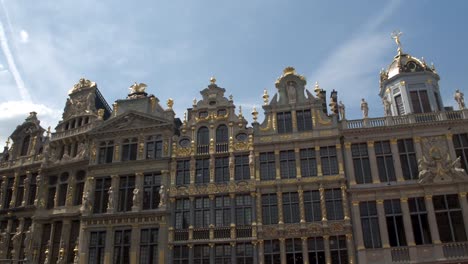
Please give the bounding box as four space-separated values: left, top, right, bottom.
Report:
74 171 86 205
197 127 209 154
20 135 30 156
57 172 69 206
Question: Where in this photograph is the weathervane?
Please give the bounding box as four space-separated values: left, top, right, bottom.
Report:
391 30 403 54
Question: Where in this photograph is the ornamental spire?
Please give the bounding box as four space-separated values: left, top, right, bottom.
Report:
391 30 403 55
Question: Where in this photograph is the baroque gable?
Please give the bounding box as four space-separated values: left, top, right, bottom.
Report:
91 111 173 135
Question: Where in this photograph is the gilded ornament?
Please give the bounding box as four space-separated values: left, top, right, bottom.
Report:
315 110 332 125
262 89 269 105
167 98 174 109
251 107 258 122
259 115 272 132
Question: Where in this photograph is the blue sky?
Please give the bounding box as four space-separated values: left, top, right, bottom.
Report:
1 0 468 149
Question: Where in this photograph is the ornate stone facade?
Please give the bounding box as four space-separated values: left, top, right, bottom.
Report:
1 42 468 264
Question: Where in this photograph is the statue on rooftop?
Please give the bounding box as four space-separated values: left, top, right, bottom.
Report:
129 82 147 94
361 98 369 118
454 89 465 110
338 101 345 120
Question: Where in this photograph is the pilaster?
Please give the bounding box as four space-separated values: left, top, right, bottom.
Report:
446 133 457 160
390 139 405 182
376 199 390 248
324 235 331 264
367 141 380 183
301 237 309 264
351 201 365 251
458 192 468 239
344 143 356 184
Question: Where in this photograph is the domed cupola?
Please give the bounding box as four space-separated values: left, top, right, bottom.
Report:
379 31 443 116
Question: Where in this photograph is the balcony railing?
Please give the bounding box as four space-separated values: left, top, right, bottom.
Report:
0 154 43 169
174 230 189 241
343 110 468 130
236 226 252 238
214 227 231 239
51 122 97 140
391 247 410 262
216 142 229 153
443 242 468 259
197 144 209 155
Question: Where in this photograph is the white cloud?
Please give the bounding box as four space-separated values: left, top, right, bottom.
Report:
19 29 28 43
0 100 61 149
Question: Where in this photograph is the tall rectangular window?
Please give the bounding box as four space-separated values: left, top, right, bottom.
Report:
320 146 338 176
453 133 468 171
176 160 190 185
146 136 162 159
277 111 293 134
122 138 138 161
330 236 348 264
260 152 276 180
39 224 51 264
325 189 344 220
215 196 231 227
195 197 210 228
175 199 190 229
236 242 254 264
27 174 37 206
234 154 250 181
173 245 189 264
352 143 372 184
236 195 252 226
73 172 85 206
264 240 281 264
50 221 63 263
15 175 26 207
98 141 114 164
375 141 396 182
194 244 210 264
384 199 407 247
67 221 80 263
360 201 381 248
88 231 106 264
195 158 210 184
113 229 131 264
280 150 296 179
143 172 161 210
215 156 230 183
3 177 14 208
433 194 467 242
395 95 405 115
304 190 321 222
214 244 231 263
398 139 418 180
93 177 111 214
408 197 432 245
285 238 304 264
308 237 325 264
118 175 135 212
410 90 431 113
262 193 278 225
300 148 317 177
283 192 300 223
297 109 312 131
140 228 158 264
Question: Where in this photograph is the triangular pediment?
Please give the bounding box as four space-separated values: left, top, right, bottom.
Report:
91 111 172 134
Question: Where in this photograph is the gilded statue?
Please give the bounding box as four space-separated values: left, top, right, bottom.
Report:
129 82 147 94
107 186 114 210
391 30 403 52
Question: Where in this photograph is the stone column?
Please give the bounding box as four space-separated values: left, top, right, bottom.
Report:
298 188 306 223
390 139 405 182
34 172 44 208
230 242 236 264
413 137 423 161
367 141 380 183
108 175 119 213
132 172 144 212
323 235 331 264
188 244 194 263
316 146 323 177
60 220 72 263
458 192 468 239
190 157 196 184
446 133 457 160
424 194 444 259
279 238 286 264
189 197 195 240
209 154 215 183
12 218 25 261
256 192 263 227
159 221 168 264
130 224 139 264
103 226 113 264
341 185 350 221
336 143 345 176
343 143 356 185
376 200 390 248
255 152 260 180
274 149 280 180
346 233 356 264
22 171 32 206
252 241 258 264
351 201 365 251
301 237 309 264
9 172 19 208
295 148 301 178
320 186 327 222
258 240 264 264
400 197 415 246
277 191 284 224
251 192 257 227
292 110 298 132
65 174 75 207
78 222 88 264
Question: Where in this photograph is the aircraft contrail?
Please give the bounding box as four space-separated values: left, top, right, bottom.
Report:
0 1 31 102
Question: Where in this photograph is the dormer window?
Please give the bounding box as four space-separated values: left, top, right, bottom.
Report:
146 136 162 159
296 110 312 132
217 109 226 116
199 111 208 118
277 112 292 134
20 135 30 156
410 90 431 113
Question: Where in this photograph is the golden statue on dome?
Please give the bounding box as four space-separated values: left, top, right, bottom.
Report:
391 30 403 54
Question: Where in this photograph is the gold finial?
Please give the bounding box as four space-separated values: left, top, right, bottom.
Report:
252 107 258 122
391 30 403 54
283 66 296 75
262 89 269 105
167 98 174 109
6 137 11 147
47 126 51 137
238 106 243 117
112 102 118 117
314 81 321 93
210 76 216 84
